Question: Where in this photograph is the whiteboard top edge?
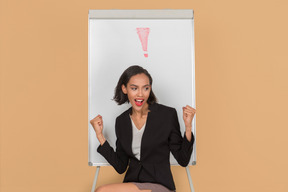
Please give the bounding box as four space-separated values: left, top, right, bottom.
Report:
88 9 193 19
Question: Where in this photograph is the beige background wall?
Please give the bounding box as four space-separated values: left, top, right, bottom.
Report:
1 0 288 191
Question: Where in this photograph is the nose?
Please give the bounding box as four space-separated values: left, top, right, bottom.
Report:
137 89 143 97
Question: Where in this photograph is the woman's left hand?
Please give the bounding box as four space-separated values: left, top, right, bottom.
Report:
182 105 196 131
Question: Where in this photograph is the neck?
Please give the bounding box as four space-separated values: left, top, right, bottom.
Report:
132 103 149 118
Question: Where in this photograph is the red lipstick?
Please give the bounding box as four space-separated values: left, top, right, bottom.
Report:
134 99 144 106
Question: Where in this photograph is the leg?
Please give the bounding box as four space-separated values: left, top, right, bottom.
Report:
95 183 151 192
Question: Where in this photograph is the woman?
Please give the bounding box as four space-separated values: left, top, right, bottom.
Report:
90 65 196 192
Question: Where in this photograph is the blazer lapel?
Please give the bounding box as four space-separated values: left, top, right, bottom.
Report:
123 107 133 156
140 103 159 160
124 103 159 160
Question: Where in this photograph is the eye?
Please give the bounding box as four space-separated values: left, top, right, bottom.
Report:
131 87 137 91
145 87 150 90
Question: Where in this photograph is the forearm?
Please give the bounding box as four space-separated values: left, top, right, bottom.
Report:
97 138 129 174
185 126 192 142
97 134 106 145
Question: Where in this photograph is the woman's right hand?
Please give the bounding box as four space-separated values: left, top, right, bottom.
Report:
90 115 103 136
90 115 106 145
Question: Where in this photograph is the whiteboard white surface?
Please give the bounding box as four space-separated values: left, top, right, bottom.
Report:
88 10 196 166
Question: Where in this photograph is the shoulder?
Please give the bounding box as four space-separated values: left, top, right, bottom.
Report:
115 108 129 122
114 108 130 135
152 103 179 127
151 103 177 117
155 103 175 112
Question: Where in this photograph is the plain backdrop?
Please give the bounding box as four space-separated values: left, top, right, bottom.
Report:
1 0 288 192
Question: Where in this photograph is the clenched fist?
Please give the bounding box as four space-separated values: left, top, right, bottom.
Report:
90 115 106 145
182 105 196 142
182 105 196 131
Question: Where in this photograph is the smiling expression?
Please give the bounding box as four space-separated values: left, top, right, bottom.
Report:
121 73 151 111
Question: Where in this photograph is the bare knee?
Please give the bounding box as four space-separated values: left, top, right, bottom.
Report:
94 185 109 192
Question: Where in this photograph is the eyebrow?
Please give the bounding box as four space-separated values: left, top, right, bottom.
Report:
129 84 150 87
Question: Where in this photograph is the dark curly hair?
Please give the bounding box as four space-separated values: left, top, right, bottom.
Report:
113 65 157 105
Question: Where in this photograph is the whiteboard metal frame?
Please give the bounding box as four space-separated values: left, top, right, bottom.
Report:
88 9 193 19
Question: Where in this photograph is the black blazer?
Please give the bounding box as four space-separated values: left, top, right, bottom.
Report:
97 102 194 190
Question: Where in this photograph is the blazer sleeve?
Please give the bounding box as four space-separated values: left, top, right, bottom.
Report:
169 108 195 167
97 117 129 174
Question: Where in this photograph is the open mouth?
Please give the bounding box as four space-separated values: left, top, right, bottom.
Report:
134 99 144 106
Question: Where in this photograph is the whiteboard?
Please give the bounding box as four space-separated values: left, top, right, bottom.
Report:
88 10 196 166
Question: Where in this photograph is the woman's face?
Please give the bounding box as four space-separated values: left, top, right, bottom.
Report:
122 73 151 111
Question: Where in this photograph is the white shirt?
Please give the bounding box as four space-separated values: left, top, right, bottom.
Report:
130 116 146 160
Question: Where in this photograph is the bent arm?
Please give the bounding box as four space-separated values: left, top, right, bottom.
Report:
169 109 195 167
97 118 129 174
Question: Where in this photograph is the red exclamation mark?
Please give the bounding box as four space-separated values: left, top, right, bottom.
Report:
136 28 150 58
